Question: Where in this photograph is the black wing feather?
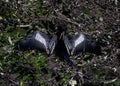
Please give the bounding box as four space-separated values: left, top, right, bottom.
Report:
63 36 73 55
48 35 57 54
64 33 101 55
18 31 57 55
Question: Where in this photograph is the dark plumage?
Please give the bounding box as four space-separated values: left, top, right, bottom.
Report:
17 27 101 66
18 31 57 55
55 34 74 66
63 33 101 55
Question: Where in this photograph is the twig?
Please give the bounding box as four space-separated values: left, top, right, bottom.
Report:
104 77 118 84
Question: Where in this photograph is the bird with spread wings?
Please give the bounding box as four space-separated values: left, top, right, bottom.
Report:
17 30 101 66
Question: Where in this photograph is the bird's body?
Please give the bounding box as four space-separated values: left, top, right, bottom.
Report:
55 35 74 66
17 30 101 66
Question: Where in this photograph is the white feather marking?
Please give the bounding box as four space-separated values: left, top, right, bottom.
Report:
74 34 85 47
35 32 47 47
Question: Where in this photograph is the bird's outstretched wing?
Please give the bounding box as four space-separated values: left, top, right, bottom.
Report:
17 31 57 55
63 33 101 55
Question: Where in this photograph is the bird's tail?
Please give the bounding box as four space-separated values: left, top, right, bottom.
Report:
62 52 76 67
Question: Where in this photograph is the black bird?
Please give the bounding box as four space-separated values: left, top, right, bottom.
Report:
63 33 101 56
17 31 101 66
17 24 101 66
54 26 74 66
18 31 57 55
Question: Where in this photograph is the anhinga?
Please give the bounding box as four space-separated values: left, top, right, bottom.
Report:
17 27 101 66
